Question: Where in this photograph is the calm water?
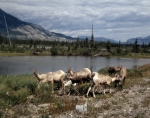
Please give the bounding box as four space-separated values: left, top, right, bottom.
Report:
0 56 150 75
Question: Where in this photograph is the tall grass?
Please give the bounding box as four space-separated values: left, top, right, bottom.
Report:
0 74 37 108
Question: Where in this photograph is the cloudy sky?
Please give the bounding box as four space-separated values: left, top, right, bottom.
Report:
1 0 150 42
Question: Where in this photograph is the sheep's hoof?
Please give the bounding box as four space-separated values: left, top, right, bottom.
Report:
85 95 89 98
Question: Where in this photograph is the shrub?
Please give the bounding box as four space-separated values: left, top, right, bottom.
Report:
98 67 109 75
0 84 12 107
9 88 30 105
35 83 53 103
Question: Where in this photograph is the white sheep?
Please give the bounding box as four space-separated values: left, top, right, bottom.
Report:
66 67 91 84
86 72 117 98
33 70 52 88
33 70 65 94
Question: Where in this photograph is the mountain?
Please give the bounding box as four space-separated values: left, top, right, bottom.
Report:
126 36 150 45
79 36 118 43
0 9 74 41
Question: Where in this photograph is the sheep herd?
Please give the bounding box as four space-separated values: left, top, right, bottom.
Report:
33 66 127 98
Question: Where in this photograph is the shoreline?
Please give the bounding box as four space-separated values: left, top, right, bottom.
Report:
1 52 150 59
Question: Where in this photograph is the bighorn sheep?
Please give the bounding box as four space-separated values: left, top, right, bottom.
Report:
33 70 65 93
115 65 127 87
86 72 117 98
33 70 52 88
66 68 91 84
108 66 120 75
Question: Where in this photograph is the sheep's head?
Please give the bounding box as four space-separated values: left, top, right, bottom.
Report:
114 74 122 80
91 72 96 78
33 70 38 78
66 67 72 74
66 67 73 79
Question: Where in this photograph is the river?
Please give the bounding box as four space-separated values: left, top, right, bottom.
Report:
0 56 150 75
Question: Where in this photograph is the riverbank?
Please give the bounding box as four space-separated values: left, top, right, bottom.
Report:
0 63 150 117
1 51 150 59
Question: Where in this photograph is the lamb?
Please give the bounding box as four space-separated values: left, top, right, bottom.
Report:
66 67 91 84
64 80 79 95
33 70 65 94
108 66 120 75
86 72 117 98
64 80 77 87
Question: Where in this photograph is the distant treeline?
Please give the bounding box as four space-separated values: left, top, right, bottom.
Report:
0 33 150 56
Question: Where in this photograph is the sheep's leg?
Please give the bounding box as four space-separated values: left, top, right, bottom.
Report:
123 77 126 85
37 80 40 88
86 86 91 97
92 85 96 98
68 91 71 96
68 85 73 96
108 85 111 93
37 81 40 88
103 85 106 94
51 81 54 94
61 79 65 94
38 81 44 88
109 84 112 93
73 86 80 95
109 88 111 93
38 84 40 88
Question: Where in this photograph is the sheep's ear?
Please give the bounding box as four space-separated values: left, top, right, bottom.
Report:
68 67 72 71
33 69 37 74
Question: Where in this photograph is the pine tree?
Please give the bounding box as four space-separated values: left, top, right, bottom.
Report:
106 41 111 52
132 39 139 53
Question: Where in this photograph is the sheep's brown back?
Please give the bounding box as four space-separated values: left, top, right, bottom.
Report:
72 68 91 77
47 70 65 81
119 66 127 78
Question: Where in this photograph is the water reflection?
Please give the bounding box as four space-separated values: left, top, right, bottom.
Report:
0 56 150 75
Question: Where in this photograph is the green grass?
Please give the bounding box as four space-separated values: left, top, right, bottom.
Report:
0 75 36 108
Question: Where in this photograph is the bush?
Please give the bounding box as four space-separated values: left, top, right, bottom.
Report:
9 88 30 105
35 83 53 102
0 84 12 105
98 67 108 75
0 75 37 107
50 47 58 56
3 75 37 93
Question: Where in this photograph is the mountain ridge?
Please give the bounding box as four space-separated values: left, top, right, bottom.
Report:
0 9 74 41
126 36 150 45
78 36 118 43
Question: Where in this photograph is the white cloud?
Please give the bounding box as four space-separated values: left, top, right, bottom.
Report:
0 0 150 41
